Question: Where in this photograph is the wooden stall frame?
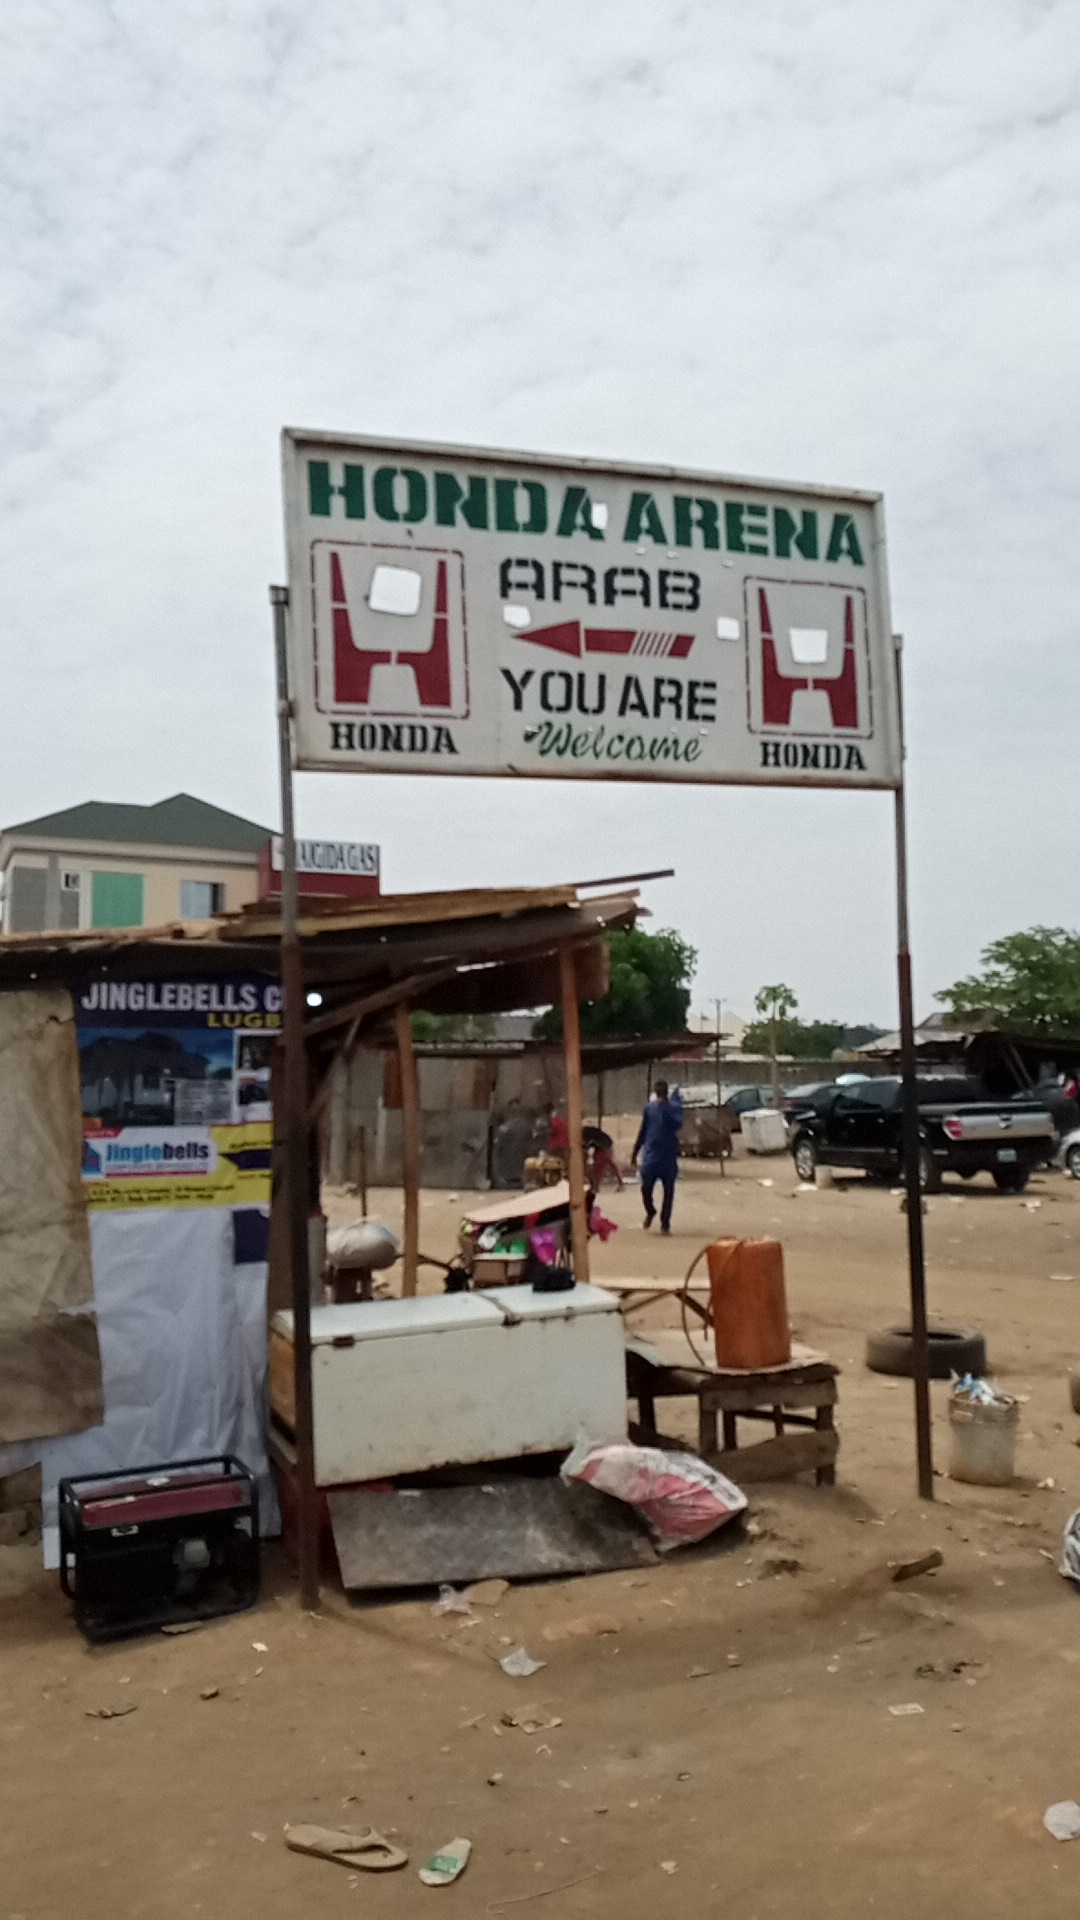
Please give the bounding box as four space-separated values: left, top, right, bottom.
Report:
272 585 319 1613
560 945 591 1288
394 999 421 1297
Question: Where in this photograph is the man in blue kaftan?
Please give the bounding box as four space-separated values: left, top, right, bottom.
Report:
631 1080 684 1234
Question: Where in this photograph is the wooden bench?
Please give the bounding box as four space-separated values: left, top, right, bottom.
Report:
625 1334 839 1485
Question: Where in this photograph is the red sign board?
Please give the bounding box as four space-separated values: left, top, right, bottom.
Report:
258 837 380 900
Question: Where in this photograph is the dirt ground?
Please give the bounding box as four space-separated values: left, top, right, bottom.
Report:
6 1148 1080 1918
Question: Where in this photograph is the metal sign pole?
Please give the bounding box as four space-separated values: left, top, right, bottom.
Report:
271 585 320 1608
714 997 725 1178
893 635 933 1499
278 429 913 1493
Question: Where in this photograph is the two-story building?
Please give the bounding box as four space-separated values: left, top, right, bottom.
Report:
0 793 270 933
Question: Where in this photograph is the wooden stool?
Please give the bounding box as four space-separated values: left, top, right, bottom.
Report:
626 1337 839 1485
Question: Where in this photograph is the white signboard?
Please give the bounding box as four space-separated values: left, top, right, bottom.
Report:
282 432 900 789
268 837 379 877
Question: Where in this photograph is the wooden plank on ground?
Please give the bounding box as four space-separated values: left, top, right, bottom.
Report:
705 1429 839 1484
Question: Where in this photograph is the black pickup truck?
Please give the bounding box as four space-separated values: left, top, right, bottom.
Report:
786 1074 1056 1192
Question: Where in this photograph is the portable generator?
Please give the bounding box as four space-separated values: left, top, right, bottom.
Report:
58 1455 259 1642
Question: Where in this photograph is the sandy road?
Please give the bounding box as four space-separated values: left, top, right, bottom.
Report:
5 1152 1080 1919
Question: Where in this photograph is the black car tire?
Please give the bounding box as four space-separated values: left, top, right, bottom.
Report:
1066 1145 1080 1181
792 1134 818 1182
992 1166 1031 1193
866 1326 987 1380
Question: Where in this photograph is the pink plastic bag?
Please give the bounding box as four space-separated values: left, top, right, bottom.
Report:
562 1439 747 1551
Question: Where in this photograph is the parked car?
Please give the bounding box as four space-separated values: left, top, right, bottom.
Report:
1011 1078 1079 1142
720 1084 774 1132
1056 1126 1080 1180
781 1082 844 1126
787 1074 1056 1192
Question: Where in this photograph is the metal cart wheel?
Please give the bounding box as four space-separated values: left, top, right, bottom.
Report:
678 1245 717 1369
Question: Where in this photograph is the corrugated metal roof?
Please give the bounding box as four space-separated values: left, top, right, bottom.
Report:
0 883 639 995
0 884 588 953
0 882 641 1053
1 792 269 853
229 884 581 940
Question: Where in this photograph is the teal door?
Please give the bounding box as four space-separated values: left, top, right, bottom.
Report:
91 871 144 928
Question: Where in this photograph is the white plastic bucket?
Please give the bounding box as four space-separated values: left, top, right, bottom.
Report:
948 1389 1018 1486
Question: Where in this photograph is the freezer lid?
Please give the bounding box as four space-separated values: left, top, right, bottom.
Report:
461 1181 571 1227
481 1282 622 1322
272 1293 503 1346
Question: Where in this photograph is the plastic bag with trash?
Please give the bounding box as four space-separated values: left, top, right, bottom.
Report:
432 1585 473 1615
561 1438 746 1551
1045 1801 1080 1841
952 1373 1010 1407
498 1646 546 1678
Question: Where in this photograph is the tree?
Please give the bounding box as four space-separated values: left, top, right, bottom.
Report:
938 927 1080 1035
742 1016 846 1060
411 1011 496 1044
533 926 697 1041
753 982 798 1105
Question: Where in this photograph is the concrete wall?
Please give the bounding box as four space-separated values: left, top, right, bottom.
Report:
324 1050 567 1190
654 1057 893 1095
142 858 260 922
323 1049 889 1191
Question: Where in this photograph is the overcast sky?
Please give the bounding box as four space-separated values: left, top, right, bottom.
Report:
3 2 1077 1024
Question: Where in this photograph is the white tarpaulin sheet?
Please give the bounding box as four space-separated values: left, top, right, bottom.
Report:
40 1206 274 1565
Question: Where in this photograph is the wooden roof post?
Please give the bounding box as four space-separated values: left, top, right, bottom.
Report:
394 1000 421 1296
559 944 591 1286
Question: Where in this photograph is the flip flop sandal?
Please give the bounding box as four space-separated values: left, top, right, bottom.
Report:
284 1823 408 1871
419 1836 472 1886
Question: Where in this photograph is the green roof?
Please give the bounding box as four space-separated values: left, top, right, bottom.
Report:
2 793 271 854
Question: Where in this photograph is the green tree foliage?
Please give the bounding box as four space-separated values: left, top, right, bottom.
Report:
742 1016 846 1059
753 982 798 1101
938 927 1080 1034
534 927 697 1041
752 983 798 1033
411 1011 496 1043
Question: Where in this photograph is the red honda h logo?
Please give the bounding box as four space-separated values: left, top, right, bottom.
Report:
746 578 870 738
314 543 470 718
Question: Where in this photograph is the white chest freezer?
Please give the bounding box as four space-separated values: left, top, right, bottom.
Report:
741 1107 788 1154
270 1283 628 1487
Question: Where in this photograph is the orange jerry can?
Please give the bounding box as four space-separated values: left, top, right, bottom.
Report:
706 1238 791 1370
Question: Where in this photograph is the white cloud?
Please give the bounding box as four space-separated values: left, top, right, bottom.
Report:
2 1 1078 1019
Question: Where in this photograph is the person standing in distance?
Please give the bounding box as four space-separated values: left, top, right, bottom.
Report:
631 1080 684 1233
